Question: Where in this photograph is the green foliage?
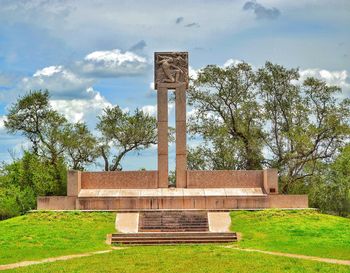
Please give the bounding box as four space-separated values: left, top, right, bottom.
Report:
5 90 97 171
257 63 350 193
188 63 264 170
188 62 350 204
0 152 67 219
62 122 98 170
308 145 350 216
97 106 157 171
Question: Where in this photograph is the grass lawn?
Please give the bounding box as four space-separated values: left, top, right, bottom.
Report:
2 245 349 273
1 210 349 272
0 211 116 265
231 209 350 260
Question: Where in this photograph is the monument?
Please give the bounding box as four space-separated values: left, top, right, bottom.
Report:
37 52 308 211
155 52 188 188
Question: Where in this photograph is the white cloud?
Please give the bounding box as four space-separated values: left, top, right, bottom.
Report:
21 65 94 99
77 49 148 77
0 116 6 133
141 105 157 117
223 59 244 68
299 68 350 95
50 88 112 125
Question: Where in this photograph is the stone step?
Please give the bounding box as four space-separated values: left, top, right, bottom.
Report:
139 211 209 232
110 232 237 245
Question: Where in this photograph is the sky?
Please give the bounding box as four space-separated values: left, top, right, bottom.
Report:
0 0 349 171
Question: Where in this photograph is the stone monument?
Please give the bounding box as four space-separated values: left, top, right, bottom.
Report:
155 52 188 188
37 51 308 211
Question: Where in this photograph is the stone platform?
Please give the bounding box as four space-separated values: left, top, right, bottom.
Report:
37 187 308 210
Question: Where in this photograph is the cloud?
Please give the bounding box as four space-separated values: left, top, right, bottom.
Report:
243 1 281 20
77 49 148 77
184 22 200 28
21 65 94 99
129 40 147 51
141 105 157 117
299 68 350 95
50 87 112 125
175 17 184 24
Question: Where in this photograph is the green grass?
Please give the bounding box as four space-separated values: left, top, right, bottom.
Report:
0 211 116 265
231 209 350 260
3 245 349 273
1 210 349 272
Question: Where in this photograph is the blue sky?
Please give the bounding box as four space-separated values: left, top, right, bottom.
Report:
0 0 349 171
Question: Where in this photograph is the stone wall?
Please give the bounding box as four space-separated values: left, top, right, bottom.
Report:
187 170 264 188
80 171 158 189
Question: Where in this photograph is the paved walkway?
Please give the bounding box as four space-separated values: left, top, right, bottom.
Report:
0 250 114 271
224 246 350 266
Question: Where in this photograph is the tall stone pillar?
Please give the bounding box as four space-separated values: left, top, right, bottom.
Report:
157 85 168 188
175 83 187 187
155 52 189 188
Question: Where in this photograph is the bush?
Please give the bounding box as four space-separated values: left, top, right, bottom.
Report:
0 152 67 220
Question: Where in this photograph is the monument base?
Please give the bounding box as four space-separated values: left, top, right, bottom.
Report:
37 188 308 210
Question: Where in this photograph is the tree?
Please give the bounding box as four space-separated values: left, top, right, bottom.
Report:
97 106 157 171
308 145 350 216
188 63 264 170
257 62 350 192
5 90 66 164
5 90 98 171
62 122 98 170
0 152 67 219
188 61 350 196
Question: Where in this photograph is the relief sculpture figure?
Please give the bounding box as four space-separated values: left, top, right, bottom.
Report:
155 52 188 88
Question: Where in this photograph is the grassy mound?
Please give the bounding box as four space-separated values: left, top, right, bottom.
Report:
231 209 350 260
0 211 115 265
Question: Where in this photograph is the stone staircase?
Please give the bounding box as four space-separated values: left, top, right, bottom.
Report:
109 211 237 245
139 211 209 232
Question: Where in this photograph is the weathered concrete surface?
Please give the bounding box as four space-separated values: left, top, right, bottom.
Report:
263 168 278 194
67 170 81 196
81 171 158 189
187 170 264 188
37 196 76 210
208 212 231 232
115 213 139 233
79 188 265 198
268 194 308 208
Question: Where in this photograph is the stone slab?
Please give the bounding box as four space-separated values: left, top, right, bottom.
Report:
67 170 81 197
81 171 158 189
37 196 76 210
187 170 264 188
268 195 308 208
176 154 187 188
158 154 168 188
175 121 186 155
157 87 168 122
157 121 168 155
115 213 139 233
208 212 231 232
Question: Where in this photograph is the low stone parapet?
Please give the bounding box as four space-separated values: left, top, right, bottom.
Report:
268 194 308 208
37 196 76 210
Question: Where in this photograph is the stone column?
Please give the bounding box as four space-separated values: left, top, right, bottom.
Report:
175 83 187 187
157 85 168 188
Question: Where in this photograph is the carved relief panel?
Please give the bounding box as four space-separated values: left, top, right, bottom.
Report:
154 52 188 89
